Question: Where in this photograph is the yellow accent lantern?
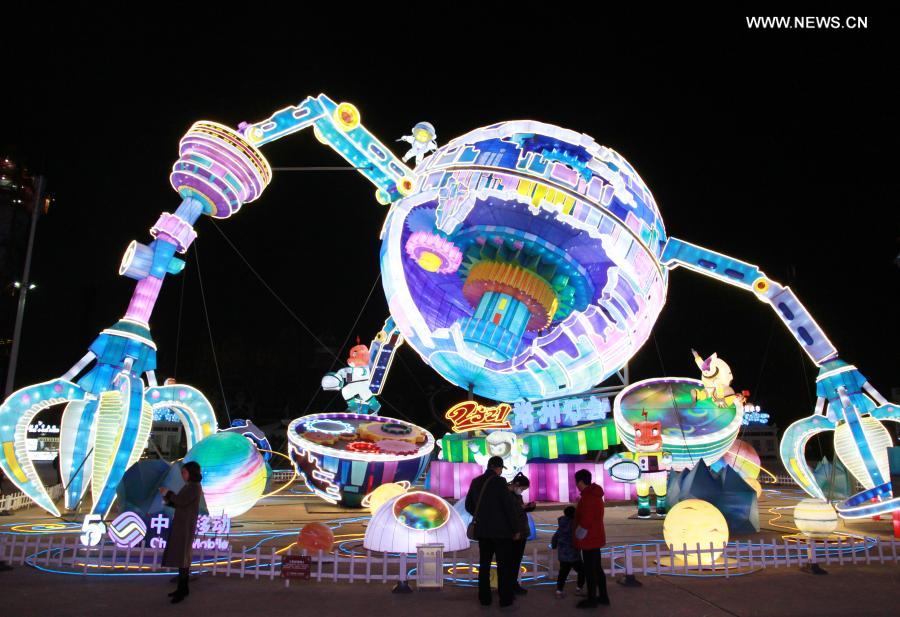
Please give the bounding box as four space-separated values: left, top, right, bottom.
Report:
361 481 410 513
744 477 763 497
375 188 391 205
334 103 361 131
397 177 415 196
417 251 443 273
793 498 839 538
313 125 328 144
662 499 729 566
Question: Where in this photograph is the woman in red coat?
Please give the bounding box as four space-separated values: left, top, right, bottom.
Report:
573 469 609 608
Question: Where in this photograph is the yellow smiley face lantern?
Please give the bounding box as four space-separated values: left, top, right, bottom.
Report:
663 499 729 566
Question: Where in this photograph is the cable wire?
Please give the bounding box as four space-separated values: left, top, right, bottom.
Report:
193 240 231 425
207 219 411 423
272 165 373 171
173 260 186 379
752 313 777 401
208 220 339 363
301 273 383 415
652 331 667 375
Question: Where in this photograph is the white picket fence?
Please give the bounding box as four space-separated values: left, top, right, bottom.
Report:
761 473 866 493
269 469 295 483
0 484 63 513
2 534 899 582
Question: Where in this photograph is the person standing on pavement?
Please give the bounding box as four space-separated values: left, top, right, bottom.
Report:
552 506 585 599
465 455 520 610
573 469 610 608
508 472 535 596
159 461 204 604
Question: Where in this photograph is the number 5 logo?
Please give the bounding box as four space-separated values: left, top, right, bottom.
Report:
80 514 106 547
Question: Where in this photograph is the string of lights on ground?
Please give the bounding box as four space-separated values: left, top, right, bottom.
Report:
3 486 882 581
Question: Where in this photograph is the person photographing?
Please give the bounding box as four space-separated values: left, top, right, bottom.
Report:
159 461 204 604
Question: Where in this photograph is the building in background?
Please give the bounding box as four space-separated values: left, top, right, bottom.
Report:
0 157 37 366
26 420 60 462
742 423 780 462
148 408 187 459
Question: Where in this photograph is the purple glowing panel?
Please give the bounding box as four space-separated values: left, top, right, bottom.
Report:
170 122 270 219
124 276 163 323
427 461 633 502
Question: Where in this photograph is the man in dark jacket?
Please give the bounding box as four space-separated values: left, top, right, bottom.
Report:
573 469 609 608
465 456 520 608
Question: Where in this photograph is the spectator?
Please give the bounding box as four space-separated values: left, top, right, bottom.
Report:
52 453 62 486
159 461 204 604
573 469 609 608
0 471 11 570
551 505 585 599
508 472 535 595
465 455 520 609
0 470 12 517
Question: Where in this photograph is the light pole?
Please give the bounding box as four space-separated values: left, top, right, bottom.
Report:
4 174 46 397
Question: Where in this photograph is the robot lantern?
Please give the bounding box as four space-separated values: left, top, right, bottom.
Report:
605 410 672 518
321 340 381 414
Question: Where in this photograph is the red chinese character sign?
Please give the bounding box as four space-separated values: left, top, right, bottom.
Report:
445 401 513 433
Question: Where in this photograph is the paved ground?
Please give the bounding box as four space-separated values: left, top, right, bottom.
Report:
2 562 898 617
4 484 899 615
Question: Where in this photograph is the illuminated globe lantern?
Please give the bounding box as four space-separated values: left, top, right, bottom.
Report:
380 121 667 401
722 439 762 480
793 498 839 538
183 431 268 518
297 522 335 553
614 378 744 471
663 499 729 566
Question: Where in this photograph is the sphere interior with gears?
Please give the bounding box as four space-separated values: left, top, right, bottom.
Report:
381 121 667 402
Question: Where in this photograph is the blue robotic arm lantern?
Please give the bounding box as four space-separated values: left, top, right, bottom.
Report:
0 93 896 520
781 363 900 518
0 97 409 518
661 240 900 516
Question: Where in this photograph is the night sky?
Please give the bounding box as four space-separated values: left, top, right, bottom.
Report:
2 14 897 440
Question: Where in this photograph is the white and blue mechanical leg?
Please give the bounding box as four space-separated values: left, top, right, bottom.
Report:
661 238 838 364
368 317 404 396
239 94 415 204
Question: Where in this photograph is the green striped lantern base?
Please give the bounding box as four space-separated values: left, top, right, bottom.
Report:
439 419 619 462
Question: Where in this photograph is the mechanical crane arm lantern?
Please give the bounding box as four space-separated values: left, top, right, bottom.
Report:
0 94 895 523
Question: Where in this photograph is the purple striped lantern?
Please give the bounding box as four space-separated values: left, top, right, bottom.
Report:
427 461 633 502
170 121 271 218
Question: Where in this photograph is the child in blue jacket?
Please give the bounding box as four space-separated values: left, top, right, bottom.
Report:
550 506 585 598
